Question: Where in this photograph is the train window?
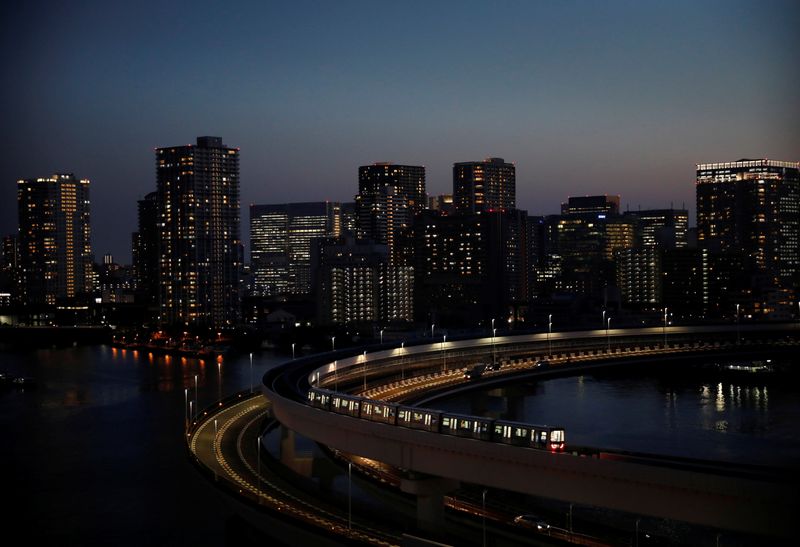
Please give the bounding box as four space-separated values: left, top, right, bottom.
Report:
552 430 564 442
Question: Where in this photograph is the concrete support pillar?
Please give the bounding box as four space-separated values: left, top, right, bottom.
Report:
400 474 459 532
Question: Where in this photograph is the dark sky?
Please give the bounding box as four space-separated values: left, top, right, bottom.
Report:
2 0 798 262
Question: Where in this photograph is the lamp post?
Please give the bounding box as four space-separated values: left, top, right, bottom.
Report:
256 436 261 497
401 341 405 380
431 323 435 339
363 350 367 391
292 342 296 360
569 503 573 534
184 388 188 430
380 328 384 345
607 317 611 352
482 489 488 547
663 307 668 348
635 518 640 547
217 361 222 402
602 309 606 330
548 314 552 357
331 336 336 352
492 328 497 367
442 334 447 372
736 303 740 344
249 352 253 394
194 374 198 419
348 461 353 530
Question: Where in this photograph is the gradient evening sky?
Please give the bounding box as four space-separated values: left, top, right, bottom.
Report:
1 0 798 262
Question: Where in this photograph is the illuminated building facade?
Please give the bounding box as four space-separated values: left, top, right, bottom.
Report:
356 163 425 242
156 136 242 327
697 159 799 319
454 157 515 214
312 236 388 325
616 247 661 305
17 174 93 307
413 210 528 326
624 208 689 249
355 163 425 323
250 202 339 296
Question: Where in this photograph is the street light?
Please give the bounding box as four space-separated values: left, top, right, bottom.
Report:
431 323 435 338
663 307 668 348
401 341 405 380
736 303 740 344
217 361 222 402
363 350 367 391
602 309 606 330
249 352 253 394
442 334 447 372
548 314 553 357
292 342 296 360
194 374 198 418
331 336 336 352
635 518 640 547
492 328 497 367
184 387 188 429
607 317 612 352
348 461 353 530
380 328 384 345
482 489 488 547
256 436 261 497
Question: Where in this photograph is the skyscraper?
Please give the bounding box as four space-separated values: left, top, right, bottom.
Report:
696 159 799 319
355 163 425 323
156 136 242 327
356 163 425 247
250 202 339 296
17 174 93 307
132 191 158 309
624 208 689 249
454 157 515 214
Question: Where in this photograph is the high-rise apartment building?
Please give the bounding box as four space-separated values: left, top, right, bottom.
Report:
413 210 527 326
696 159 799 319
132 191 159 309
454 157 515 214
355 163 425 323
312 236 388 325
356 163 426 243
17 174 93 307
156 136 242 327
250 202 339 296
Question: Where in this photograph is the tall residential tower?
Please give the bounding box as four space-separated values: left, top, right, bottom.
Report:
156 136 242 327
17 174 93 307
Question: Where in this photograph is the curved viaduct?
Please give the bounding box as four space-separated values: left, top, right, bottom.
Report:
263 324 799 538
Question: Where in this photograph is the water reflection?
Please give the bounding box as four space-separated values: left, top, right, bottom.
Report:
436 360 798 466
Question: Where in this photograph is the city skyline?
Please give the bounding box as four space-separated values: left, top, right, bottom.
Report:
2 1 797 261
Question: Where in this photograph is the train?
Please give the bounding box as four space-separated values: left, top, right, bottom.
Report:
306 387 565 451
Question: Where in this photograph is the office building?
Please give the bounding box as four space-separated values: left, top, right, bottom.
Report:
454 157 515 214
156 136 242 327
696 159 799 319
17 174 93 307
250 202 339 296
561 195 620 216
624 208 689 249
